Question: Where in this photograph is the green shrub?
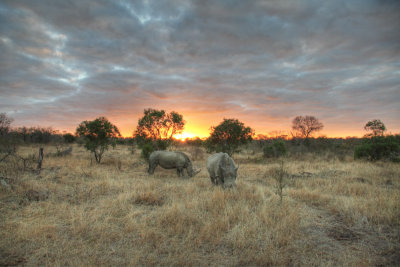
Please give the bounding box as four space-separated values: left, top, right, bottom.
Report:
354 136 400 161
63 133 75 143
141 143 154 162
154 139 169 151
263 145 275 158
263 140 287 158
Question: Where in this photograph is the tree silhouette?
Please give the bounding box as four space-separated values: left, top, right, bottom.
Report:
292 115 324 140
0 113 13 136
135 108 185 151
364 119 386 137
0 113 15 159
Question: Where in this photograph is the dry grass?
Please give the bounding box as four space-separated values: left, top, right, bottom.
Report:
1 144 399 266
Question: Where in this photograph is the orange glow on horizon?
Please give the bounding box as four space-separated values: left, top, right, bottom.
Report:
83 110 383 139
174 132 196 141
69 126 366 139
117 130 364 139
66 115 376 139
174 125 210 141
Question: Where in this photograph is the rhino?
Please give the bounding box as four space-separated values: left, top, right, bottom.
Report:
206 152 238 188
148 151 201 178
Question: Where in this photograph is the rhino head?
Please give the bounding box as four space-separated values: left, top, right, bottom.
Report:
221 156 238 188
187 161 201 177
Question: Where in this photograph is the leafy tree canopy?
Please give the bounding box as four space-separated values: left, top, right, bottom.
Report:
76 117 120 163
135 108 185 151
364 119 386 137
206 118 254 156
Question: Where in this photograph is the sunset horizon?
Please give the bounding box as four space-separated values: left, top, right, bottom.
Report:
8 109 391 139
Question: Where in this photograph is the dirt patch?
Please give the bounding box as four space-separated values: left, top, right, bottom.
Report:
0 251 26 266
25 189 49 201
353 177 372 184
132 192 164 206
292 171 313 178
318 170 348 178
291 170 348 179
326 225 360 241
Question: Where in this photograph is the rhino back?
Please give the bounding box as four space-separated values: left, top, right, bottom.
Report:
157 151 186 169
206 153 226 176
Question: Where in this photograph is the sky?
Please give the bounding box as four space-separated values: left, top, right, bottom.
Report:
1 0 399 138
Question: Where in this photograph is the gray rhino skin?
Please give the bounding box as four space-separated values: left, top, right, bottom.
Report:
148 151 201 178
207 152 238 188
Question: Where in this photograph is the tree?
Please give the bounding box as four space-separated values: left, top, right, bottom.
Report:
134 108 185 154
76 117 121 163
292 115 324 140
206 118 254 156
0 113 13 136
0 113 16 159
364 119 386 137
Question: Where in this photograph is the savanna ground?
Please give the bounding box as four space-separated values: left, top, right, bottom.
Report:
1 144 399 266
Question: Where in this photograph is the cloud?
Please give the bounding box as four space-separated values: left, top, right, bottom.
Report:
0 0 399 136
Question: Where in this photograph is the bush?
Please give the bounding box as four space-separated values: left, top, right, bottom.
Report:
263 140 287 158
63 133 75 143
354 135 400 161
141 143 154 162
263 145 275 158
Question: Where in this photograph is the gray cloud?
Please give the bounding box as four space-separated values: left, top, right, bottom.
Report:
1 0 399 136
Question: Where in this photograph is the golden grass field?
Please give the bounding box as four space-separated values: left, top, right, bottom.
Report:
1 144 399 266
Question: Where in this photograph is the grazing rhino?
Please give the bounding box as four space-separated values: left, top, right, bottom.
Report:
207 152 238 188
148 151 201 178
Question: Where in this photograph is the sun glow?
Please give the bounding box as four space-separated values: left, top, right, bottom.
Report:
174 132 197 141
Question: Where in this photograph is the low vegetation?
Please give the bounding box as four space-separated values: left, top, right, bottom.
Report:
1 144 399 266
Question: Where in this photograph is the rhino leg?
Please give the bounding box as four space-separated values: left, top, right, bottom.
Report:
148 161 157 175
210 176 217 185
210 176 223 185
178 168 188 179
